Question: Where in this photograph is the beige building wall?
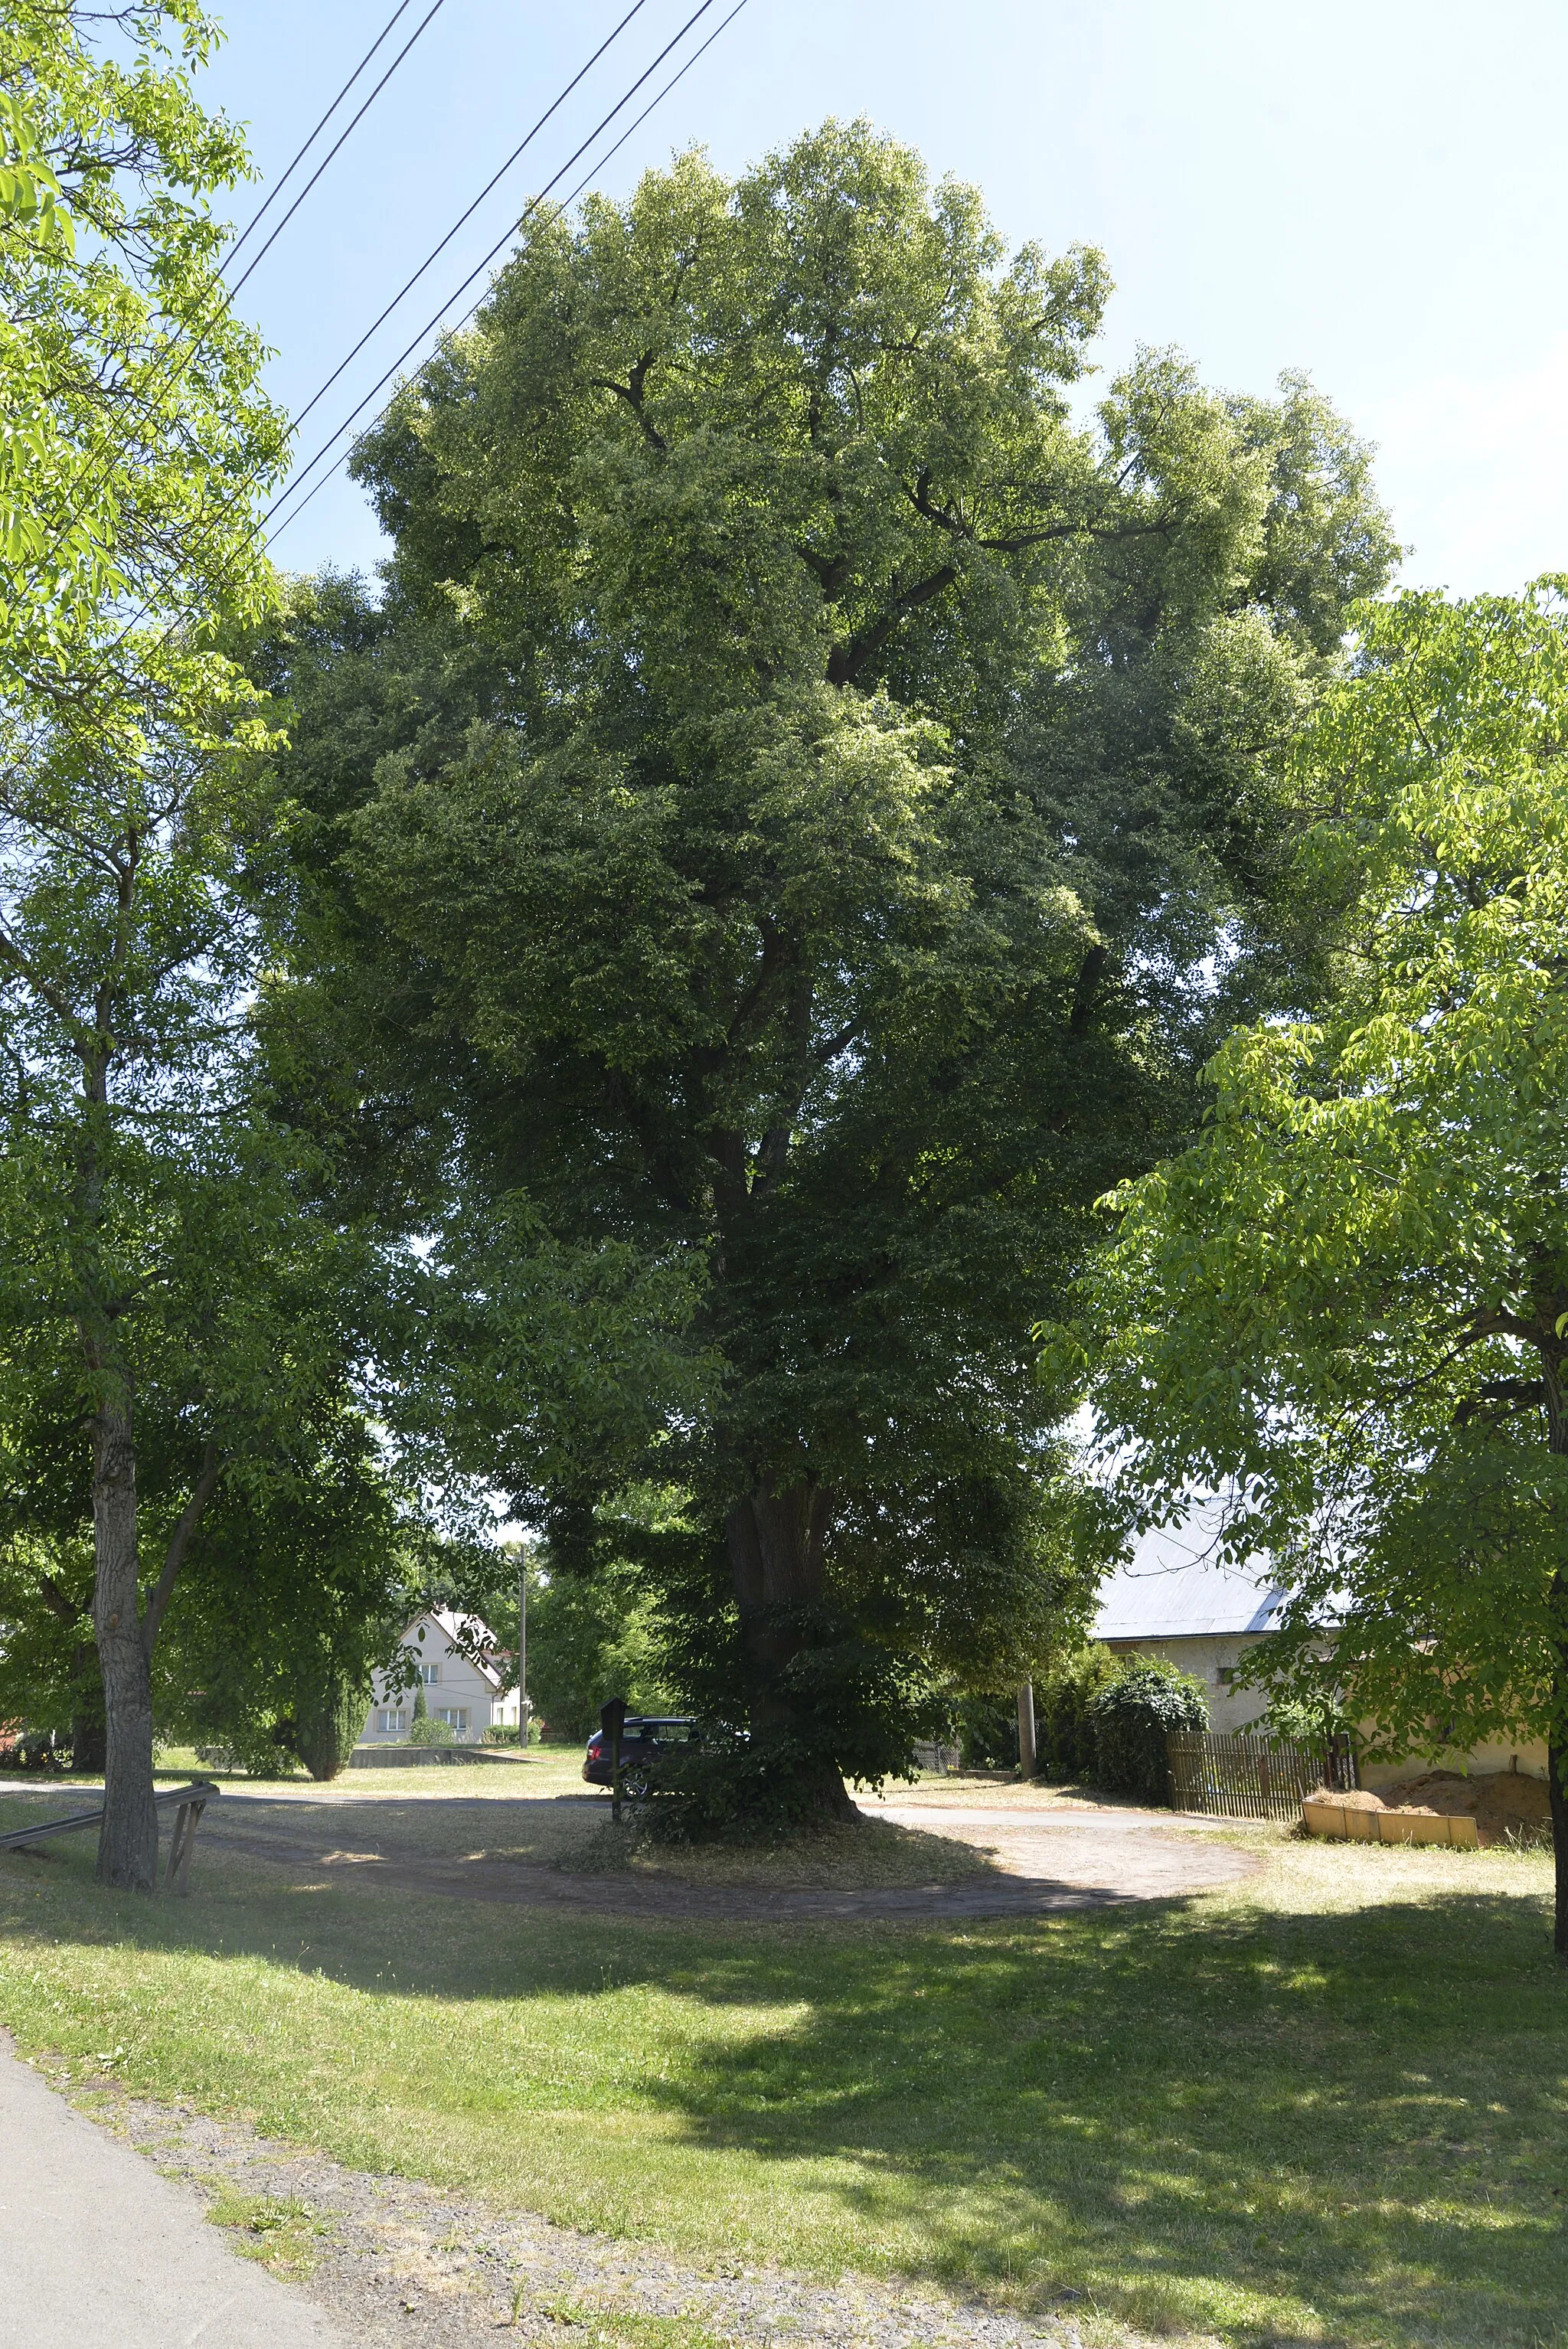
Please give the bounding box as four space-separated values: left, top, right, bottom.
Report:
1107 1632 1550 1785
1104 1632 1272 1734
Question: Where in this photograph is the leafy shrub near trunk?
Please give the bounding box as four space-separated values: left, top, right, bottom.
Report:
1037 1645 1125 1780
1089 1661 1208 1803
956 1648 1125 1779
639 1727 850 1844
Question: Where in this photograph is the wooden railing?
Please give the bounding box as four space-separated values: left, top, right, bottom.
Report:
0 1778 218 1892
1166 1733 1357 1822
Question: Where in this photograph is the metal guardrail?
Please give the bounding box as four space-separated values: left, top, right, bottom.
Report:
1166 1733 1357 1822
0 1778 220 1893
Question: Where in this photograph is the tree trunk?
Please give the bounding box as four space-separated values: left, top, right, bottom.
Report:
725 1478 852 1819
1550 1714 1568 1966
90 1393 158 1890
70 1642 106 1774
1017 1682 1037 1777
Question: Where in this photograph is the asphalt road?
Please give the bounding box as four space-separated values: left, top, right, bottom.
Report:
0 2035 350 2349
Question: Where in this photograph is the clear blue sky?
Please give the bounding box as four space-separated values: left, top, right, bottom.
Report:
198 0 1568 596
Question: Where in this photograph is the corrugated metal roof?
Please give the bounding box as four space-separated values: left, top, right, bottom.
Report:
1093 1508 1289 1640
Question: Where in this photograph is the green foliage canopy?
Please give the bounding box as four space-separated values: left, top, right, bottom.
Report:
1069 583 1568 1935
0 5 338 1883
266 123 1393 1806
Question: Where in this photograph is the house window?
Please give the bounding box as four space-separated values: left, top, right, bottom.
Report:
417 1663 441 1686
377 1708 408 1734
1216 1668 1235 1685
436 1707 469 1733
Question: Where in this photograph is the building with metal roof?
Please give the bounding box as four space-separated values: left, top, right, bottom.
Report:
1090 1505 1288 1730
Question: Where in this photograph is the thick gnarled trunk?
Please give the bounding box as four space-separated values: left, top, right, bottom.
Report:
725 1478 852 1818
90 1393 158 1890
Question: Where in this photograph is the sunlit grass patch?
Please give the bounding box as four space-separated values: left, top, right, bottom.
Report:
201 2183 326 2279
1 1810 1563 2347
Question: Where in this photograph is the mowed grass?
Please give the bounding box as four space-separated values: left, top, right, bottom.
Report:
0 1795 1565 2347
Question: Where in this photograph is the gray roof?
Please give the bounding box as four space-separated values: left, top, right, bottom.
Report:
1092 1509 1289 1641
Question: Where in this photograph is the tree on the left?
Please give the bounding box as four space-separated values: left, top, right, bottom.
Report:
0 5 315 1887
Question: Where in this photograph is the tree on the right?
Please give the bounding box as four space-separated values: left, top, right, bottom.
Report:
1069 581 1568 1955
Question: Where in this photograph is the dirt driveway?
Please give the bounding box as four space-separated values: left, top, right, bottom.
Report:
194 1788 1256 1921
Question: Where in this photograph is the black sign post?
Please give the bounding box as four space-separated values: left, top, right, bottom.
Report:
600 1696 629 1824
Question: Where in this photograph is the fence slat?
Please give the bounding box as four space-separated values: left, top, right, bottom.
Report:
1164 1733 1356 1822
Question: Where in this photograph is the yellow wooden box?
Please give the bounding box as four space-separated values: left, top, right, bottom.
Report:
1302 1799 1479 1848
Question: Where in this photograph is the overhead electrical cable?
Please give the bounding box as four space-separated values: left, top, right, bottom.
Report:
286 0 651 444
266 0 752 547
103 0 752 660
227 0 454 304
224 0 439 284
19 0 454 600
261 0 726 541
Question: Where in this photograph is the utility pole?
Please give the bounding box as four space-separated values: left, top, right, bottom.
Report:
1017 1681 1037 1778
518 1547 528 1747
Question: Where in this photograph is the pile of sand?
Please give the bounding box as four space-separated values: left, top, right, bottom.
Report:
1382 1768 1551 1844
1309 1769 1551 1847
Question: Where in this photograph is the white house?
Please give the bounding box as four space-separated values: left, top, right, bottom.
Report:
358 1610 521 1747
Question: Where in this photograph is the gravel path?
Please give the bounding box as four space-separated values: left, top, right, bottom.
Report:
198 1797 1256 1920
61 2079 1129 2349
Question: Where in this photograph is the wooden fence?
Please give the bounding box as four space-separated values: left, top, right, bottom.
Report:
1165 1732 1358 1822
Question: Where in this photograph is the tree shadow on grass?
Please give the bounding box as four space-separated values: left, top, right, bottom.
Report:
641 1887 1568 2345
4 1822 1565 2347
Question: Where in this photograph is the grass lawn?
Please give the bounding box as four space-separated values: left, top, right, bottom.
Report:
0 1787 1564 2347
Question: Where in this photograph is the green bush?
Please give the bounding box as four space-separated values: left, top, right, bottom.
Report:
639 1726 851 1844
1089 1661 1208 1803
408 1713 457 1746
1037 1645 1124 1781
954 1691 1019 1769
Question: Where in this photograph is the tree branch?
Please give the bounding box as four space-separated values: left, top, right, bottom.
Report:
828 564 958 686
590 350 666 450
140 1440 221 1658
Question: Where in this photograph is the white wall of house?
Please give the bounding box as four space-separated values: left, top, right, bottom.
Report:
357 1612 521 1746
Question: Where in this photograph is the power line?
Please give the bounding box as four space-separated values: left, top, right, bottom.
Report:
107 0 752 664
263 0 727 543
224 0 434 281
286 0 651 445
228 0 454 304
266 0 751 550
17 0 453 603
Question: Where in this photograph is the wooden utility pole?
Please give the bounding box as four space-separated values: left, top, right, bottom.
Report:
1017 1682 1037 1778
518 1547 528 1745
